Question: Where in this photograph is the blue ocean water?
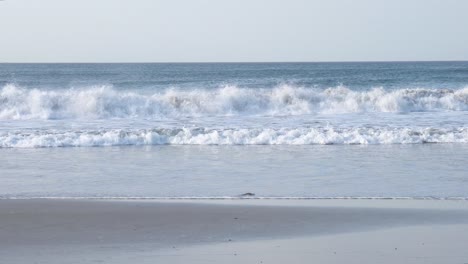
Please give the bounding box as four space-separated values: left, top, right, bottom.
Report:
0 62 467 198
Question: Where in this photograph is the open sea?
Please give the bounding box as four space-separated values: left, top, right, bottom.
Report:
0 62 467 199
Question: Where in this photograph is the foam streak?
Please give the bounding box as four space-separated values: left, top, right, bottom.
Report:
1 127 467 148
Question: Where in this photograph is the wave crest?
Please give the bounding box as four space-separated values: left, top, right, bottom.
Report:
1 84 467 120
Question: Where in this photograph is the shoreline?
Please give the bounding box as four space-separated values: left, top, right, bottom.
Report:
1 199 468 263
3 195 468 203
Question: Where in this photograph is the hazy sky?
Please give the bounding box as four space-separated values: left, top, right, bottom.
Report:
1 0 467 62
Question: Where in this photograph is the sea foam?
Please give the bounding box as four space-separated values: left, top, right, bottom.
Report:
1 127 467 148
1 84 467 120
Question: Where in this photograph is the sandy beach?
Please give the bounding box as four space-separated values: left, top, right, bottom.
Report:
1 199 468 263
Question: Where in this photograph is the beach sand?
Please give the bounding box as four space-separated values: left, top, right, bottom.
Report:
1 199 468 263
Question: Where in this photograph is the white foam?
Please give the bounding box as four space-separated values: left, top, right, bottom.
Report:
1 127 467 148
1 84 467 120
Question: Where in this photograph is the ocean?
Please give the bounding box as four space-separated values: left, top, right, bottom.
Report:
0 62 467 199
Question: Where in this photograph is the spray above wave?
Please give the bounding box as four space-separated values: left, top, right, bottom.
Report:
1 127 467 148
1 84 467 120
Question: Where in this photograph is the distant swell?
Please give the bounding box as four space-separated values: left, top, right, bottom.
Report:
1 84 468 120
1 127 467 147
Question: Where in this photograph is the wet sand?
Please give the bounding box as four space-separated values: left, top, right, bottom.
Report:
1 199 468 263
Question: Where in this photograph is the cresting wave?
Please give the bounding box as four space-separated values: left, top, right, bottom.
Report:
1 84 468 119
1 127 467 147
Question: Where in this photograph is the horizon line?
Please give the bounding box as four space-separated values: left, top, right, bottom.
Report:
1 60 468 64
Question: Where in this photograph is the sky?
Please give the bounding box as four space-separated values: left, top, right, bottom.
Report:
0 0 467 62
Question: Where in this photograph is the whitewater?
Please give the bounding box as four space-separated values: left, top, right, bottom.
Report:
1 84 468 119
1 84 467 147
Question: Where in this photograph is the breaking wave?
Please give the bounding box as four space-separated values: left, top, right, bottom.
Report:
1 127 467 148
1 84 467 120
